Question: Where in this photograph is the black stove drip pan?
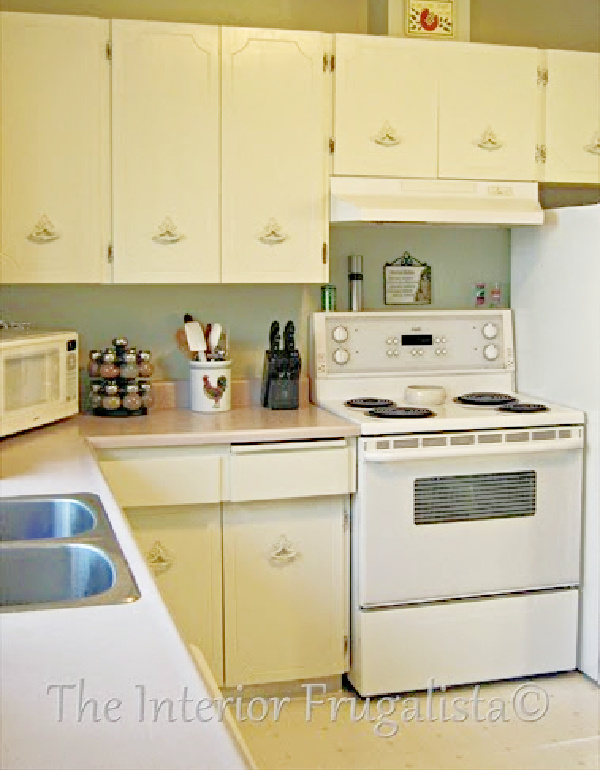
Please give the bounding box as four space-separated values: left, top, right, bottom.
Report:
454 392 518 407
345 398 396 409
367 406 435 418
498 402 550 413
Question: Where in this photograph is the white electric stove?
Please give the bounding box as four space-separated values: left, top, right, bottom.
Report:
311 310 584 696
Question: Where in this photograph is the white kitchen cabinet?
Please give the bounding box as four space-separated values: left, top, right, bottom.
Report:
111 20 220 283
539 50 600 184
0 12 110 283
221 27 331 283
437 42 540 181
333 34 438 179
127 504 223 685
223 495 349 686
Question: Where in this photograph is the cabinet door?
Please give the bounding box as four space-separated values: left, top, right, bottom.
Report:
543 50 600 184
221 27 330 283
333 34 438 178
223 496 348 686
438 43 539 181
111 20 220 283
127 504 223 685
1 12 110 283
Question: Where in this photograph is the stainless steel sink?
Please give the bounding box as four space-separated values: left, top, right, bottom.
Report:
0 494 140 612
0 495 98 541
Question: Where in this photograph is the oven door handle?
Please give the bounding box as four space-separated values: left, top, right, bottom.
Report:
362 436 583 462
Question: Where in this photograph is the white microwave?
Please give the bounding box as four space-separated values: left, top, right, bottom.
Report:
0 330 79 438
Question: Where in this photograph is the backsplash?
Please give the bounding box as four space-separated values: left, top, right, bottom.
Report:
1 225 510 385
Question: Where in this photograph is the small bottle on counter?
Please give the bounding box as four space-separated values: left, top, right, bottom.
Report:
474 283 486 307
489 282 503 307
122 382 142 411
100 349 120 379
137 350 154 378
112 337 129 354
139 381 154 409
88 350 103 378
119 349 139 379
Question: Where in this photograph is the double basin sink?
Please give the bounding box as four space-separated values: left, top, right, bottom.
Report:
0 494 140 612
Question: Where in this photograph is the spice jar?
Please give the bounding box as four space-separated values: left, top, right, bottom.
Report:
119 349 139 379
88 350 102 378
137 350 154 378
112 337 129 354
122 383 142 411
100 349 120 379
90 392 103 409
139 381 154 409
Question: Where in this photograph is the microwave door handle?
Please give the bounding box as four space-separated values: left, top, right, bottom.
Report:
362 436 583 462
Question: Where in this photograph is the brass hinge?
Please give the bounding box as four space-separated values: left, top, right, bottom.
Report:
330 54 335 72
106 41 112 60
107 244 114 263
344 635 349 657
323 53 335 72
537 66 548 86
322 242 328 265
329 137 335 154
536 144 547 164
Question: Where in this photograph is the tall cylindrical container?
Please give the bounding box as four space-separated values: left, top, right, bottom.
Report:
190 360 231 412
348 254 363 312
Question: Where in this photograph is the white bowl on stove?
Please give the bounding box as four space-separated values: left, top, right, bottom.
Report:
405 385 446 406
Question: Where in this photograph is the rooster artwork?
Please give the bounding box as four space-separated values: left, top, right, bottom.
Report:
203 374 228 408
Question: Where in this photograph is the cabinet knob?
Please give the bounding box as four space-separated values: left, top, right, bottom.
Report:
269 535 300 564
475 127 503 152
584 132 600 156
372 121 401 147
27 214 60 244
146 540 174 575
153 216 185 244
258 218 288 245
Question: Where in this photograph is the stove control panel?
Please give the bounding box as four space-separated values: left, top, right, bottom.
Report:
311 311 514 376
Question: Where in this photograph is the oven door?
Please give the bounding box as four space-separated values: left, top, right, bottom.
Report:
355 427 583 607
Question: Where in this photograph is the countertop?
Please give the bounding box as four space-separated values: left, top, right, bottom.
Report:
0 406 357 770
78 405 359 447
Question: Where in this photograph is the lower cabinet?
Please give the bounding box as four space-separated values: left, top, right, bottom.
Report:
97 440 353 688
223 496 349 686
126 504 223 685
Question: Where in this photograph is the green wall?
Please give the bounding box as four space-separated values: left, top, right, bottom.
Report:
1 225 510 384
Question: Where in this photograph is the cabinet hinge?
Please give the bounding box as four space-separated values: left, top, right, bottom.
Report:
344 635 349 657
329 137 335 154
536 144 547 164
322 242 328 265
537 66 548 86
323 53 335 72
106 41 112 60
343 508 350 530
107 244 114 263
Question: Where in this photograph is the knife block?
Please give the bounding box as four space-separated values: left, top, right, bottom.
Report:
261 349 301 409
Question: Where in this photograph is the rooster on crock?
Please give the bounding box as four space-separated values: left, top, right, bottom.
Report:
203 375 228 408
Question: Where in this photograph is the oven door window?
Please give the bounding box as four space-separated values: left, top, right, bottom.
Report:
414 471 536 525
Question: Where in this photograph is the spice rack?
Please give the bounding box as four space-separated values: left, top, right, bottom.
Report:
88 337 154 417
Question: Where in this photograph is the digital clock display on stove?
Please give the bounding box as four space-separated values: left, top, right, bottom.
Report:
402 334 433 346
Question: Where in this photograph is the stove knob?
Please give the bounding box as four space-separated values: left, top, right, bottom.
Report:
482 322 498 340
483 343 499 361
333 348 350 365
332 325 348 343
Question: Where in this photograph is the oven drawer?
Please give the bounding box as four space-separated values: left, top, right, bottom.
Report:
228 440 355 502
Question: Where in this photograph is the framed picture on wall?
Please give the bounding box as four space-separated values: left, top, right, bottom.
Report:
384 252 432 305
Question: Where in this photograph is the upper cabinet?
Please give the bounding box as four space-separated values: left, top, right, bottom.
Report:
1 13 110 283
437 43 539 181
333 36 540 182
333 34 438 179
111 21 220 283
539 50 600 184
221 27 331 283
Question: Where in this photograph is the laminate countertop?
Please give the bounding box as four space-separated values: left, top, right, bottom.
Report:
0 406 357 770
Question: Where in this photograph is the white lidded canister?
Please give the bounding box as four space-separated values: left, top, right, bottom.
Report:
190 360 231 412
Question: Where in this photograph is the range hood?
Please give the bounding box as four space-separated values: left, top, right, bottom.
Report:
330 177 545 226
